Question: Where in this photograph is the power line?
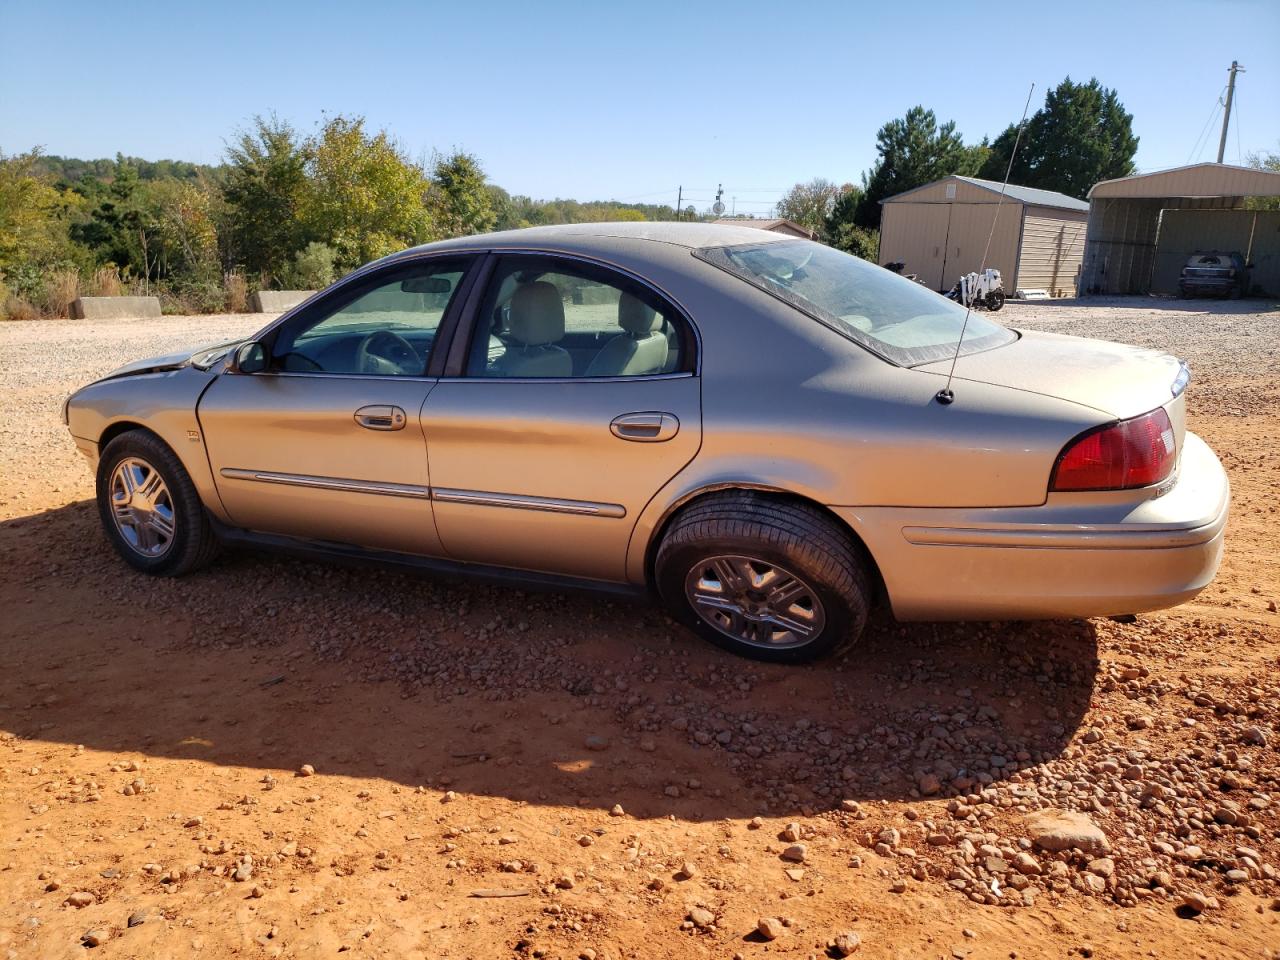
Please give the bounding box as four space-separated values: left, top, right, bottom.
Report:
1186 88 1225 165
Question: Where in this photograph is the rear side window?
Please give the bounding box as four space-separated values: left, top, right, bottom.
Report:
465 256 692 379
696 239 1016 367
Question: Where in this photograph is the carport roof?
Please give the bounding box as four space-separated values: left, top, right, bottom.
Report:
1089 162 1280 199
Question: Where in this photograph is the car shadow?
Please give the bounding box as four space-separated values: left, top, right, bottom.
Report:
1 499 1099 821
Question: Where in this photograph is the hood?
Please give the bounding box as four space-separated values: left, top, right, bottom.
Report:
97 340 241 382
916 329 1185 420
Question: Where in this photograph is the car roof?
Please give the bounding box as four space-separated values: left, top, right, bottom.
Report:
394 221 795 258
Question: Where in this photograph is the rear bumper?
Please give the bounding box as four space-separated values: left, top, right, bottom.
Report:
833 431 1229 621
1179 277 1238 294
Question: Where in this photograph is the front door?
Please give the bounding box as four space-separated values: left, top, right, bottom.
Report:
198 255 474 555
423 254 702 582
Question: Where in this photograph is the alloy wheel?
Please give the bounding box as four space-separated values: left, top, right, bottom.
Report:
683 554 826 649
108 457 176 557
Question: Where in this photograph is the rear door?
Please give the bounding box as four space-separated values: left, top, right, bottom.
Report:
198 255 476 555
422 253 701 582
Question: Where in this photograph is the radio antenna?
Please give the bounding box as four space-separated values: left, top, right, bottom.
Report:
936 82 1036 406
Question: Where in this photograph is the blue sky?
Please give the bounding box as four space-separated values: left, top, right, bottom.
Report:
2 0 1276 212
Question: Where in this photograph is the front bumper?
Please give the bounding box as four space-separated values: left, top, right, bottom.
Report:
72 434 99 466
833 431 1229 621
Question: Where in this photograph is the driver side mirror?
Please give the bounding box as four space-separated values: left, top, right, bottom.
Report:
228 341 268 374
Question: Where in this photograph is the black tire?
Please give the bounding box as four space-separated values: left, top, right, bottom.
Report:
654 492 871 663
986 289 1006 311
95 429 219 576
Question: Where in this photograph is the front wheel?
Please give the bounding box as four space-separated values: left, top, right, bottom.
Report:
985 289 1006 311
96 429 219 576
654 493 871 663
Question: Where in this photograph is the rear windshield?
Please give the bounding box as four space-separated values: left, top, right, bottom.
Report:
695 240 1017 366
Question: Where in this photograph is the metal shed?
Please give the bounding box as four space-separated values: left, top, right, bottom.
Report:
1078 162 1280 296
879 176 1089 295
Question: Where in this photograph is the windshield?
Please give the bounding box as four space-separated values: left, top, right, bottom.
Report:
695 240 1017 366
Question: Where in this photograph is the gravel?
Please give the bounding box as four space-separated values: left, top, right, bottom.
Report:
1 298 1278 952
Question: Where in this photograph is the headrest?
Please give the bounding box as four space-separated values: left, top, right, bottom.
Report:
509 282 565 346
618 292 659 335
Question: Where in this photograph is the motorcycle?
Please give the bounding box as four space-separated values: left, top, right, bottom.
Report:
944 268 1005 311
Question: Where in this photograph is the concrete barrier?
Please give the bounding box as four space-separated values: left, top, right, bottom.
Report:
251 290 316 313
71 296 163 320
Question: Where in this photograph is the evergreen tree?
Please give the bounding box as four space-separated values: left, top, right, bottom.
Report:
430 151 497 238
977 78 1138 199
853 107 985 228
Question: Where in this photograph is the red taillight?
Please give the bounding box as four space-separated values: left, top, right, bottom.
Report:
1050 408 1176 492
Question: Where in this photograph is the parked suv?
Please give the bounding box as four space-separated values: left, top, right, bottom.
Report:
1178 251 1249 299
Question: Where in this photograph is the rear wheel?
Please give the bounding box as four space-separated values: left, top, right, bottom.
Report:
985 289 1006 311
96 429 218 576
654 492 871 663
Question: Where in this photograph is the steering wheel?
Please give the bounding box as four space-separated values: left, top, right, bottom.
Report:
355 330 421 376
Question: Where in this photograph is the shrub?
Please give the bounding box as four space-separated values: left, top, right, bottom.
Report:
831 224 880 263
41 267 80 317
224 271 248 312
3 293 39 321
159 279 226 315
281 241 336 290
89 266 123 297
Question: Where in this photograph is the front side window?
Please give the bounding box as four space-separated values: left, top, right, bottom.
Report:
695 240 1017 366
465 257 688 378
271 259 469 375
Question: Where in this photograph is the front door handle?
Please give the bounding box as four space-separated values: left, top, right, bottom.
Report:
610 412 679 443
354 405 406 431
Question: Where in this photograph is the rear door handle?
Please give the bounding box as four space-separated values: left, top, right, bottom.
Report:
354 405 407 431
610 412 679 442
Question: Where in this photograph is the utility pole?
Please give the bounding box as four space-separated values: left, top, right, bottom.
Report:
675 186 682 222
1217 60 1245 164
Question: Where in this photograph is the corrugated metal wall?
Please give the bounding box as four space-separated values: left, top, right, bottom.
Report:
1078 196 1244 295
1151 209 1280 295
1014 206 1088 296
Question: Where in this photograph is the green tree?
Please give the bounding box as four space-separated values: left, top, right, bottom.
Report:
70 160 168 283
429 151 496 238
222 116 310 280
0 149 80 279
854 107 985 228
1245 145 1280 211
777 178 840 239
823 184 878 259
978 77 1138 199
300 116 434 270
154 179 220 282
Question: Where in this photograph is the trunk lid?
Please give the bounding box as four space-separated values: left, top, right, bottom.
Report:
916 329 1184 421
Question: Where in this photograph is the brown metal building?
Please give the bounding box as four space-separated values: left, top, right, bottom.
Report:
1078 162 1280 296
878 176 1089 295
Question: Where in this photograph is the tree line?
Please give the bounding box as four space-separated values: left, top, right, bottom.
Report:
770 77 1140 262
0 115 680 319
